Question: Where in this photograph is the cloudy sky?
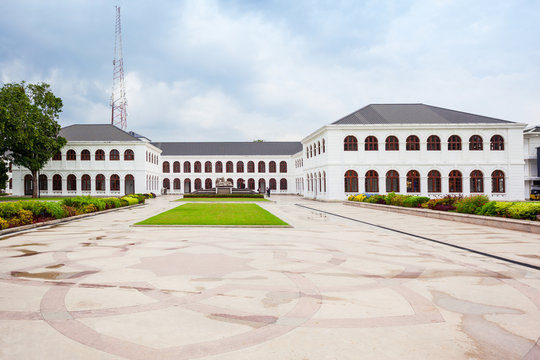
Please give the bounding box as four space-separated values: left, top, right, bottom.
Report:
1 0 539 142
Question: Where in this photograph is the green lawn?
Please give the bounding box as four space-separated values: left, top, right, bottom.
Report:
136 203 288 226
176 197 268 202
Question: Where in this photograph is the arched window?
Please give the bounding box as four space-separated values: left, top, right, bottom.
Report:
146 152 148 162
95 149 105 160
66 150 76 160
162 161 170 173
215 161 223 173
269 161 276 173
448 135 462 150
9 178 12 189
317 141 321 154
279 161 287 173
344 170 358 192
172 161 180 173
205 161 212 173
385 170 399 192
247 161 255 173
163 178 170 189
470 170 484 193
365 170 379 192
237 161 244 173
247 178 255 190
95 174 105 191
406 135 420 151
205 178 212 189
237 178 245 189
492 170 505 193
469 135 483 151
81 149 90 160
53 151 62 160
310 145 313 157
184 161 191 173
39 174 48 191
323 171 326 192
110 174 120 191
385 136 399 151
124 149 134 160
81 174 91 191
53 174 62 190
173 178 180 190
427 170 441 193
194 161 201 173
365 136 378 151
226 161 233 173
406 170 420 193
227 178 233 185
322 139 326 153
306 148 309 159
490 135 504 150
280 178 287 190
184 179 191 193
448 170 462 193
344 136 358 151
269 178 277 190
318 172 322 192
258 161 265 173
426 135 441 151
194 178 202 190
110 149 120 160
257 179 265 192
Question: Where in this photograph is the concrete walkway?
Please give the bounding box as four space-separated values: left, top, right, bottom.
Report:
0 195 538 359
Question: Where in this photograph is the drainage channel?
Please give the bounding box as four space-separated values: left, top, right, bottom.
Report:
295 203 540 272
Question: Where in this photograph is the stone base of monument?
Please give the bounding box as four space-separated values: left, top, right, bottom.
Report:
216 186 233 195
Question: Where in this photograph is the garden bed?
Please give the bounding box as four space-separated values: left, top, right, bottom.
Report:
182 194 265 199
0 194 154 232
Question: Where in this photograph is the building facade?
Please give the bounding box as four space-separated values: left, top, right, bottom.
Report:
7 104 531 201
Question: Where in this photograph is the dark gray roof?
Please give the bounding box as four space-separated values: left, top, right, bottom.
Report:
152 142 303 156
60 124 141 142
332 104 513 125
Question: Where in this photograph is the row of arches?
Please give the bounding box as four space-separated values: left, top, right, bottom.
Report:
53 149 134 161
162 178 288 192
146 151 158 164
343 135 505 151
306 139 326 158
162 160 288 174
306 172 327 194
23 174 134 195
344 169 506 193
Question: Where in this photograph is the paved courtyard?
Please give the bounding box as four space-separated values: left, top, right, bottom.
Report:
0 196 539 360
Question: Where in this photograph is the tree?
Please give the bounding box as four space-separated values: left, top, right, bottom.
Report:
0 82 66 198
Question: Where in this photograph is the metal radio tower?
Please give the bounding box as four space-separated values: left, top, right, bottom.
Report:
111 6 127 130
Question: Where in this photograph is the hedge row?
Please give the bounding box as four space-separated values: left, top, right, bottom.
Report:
347 193 540 221
183 194 264 199
0 193 154 230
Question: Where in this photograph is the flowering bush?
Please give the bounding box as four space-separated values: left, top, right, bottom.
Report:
455 195 489 214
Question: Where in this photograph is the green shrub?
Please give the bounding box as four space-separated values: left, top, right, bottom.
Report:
455 195 489 214
44 202 67 219
121 196 139 206
119 199 129 207
386 193 410 207
402 196 430 208
423 196 460 211
19 201 48 217
0 217 8 230
61 196 106 211
17 209 34 225
0 202 22 219
82 204 98 214
365 195 387 204
494 202 515 217
506 202 540 220
347 195 355 201
353 194 366 202
475 201 497 216
62 205 77 217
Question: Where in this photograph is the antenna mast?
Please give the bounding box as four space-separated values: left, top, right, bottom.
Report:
111 6 127 130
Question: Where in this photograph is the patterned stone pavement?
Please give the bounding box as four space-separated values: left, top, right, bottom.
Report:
0 196 538 360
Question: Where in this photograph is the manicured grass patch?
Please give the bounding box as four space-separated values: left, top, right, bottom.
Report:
136 203 288 226
176 197 269 202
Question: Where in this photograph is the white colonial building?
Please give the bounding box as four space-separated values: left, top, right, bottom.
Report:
523 126 540 197
6 103 532 201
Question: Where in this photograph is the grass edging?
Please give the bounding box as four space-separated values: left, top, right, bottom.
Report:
0 203 144 237
343 201 540 233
